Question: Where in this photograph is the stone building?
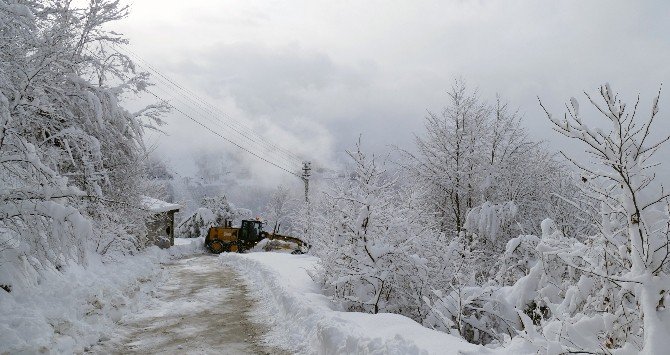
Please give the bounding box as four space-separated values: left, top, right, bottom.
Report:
141 196 180 248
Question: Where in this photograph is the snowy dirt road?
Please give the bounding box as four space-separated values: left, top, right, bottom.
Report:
92 255 287 355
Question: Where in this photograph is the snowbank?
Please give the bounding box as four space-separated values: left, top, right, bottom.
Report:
221 252 483 354
0 237 205 354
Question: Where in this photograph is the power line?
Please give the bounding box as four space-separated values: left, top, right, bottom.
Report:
139 71 301 170
110 44 305 165
145 88 302 179
86 48 303 179
113 46 302 169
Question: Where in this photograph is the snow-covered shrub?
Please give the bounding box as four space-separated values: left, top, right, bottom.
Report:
494 234 541 288
420 200 525 345
313 140 433 317
485 217 644 352
462 200 519 279
178 207 216 239
427 214 652 349
464 201 518 244
507 83 670 353
422 232 519 345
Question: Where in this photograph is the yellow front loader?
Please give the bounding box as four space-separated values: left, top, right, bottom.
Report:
204 220 307 254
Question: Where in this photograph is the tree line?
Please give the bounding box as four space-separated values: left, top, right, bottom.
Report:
295 81 669 353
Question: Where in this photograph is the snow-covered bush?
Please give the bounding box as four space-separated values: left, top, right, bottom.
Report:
527 83 670 353
484 216 647 352
462 200 519 279
422 229 521 345
464 201 518 244
313 140 434 318
177 208 216 239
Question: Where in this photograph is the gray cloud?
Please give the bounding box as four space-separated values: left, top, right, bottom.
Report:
178 43 368 116
118 0 670 188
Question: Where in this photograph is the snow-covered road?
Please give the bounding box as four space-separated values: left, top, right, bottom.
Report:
92 255 286 354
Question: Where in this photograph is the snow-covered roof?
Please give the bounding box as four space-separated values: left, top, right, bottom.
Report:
141 196 180 213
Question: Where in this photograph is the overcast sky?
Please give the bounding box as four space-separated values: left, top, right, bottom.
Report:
116 0 670 187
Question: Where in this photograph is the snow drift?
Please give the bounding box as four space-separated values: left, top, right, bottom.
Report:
221 252 482 354
0 238 205 354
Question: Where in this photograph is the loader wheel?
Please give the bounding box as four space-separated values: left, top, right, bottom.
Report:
207 240 228 254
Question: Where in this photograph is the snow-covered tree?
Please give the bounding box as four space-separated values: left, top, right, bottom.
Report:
0 1 166 288
532 83 670 353
262 184 297 234
402 79 490 235
398 80 580 305
313 139 435 318
177 195 249 238
402 80 572 243
177 207 216 239
202 195 238 226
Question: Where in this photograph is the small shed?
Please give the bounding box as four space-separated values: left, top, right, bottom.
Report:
141 196 180 248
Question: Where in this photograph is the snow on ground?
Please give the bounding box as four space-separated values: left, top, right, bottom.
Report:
175 237 199 246
0 237 205 354
2 238 525 354
91 253 287 354
221 252 485 354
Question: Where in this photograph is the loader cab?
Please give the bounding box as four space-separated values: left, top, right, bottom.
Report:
239 220 264 245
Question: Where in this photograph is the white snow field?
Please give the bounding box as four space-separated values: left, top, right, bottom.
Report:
0 238 205 354
221 252 485 354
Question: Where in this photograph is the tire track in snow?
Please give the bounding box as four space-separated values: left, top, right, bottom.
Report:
91 255 287 354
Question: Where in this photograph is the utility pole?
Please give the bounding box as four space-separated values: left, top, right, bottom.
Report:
301 161 312 240
301 161 311 203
